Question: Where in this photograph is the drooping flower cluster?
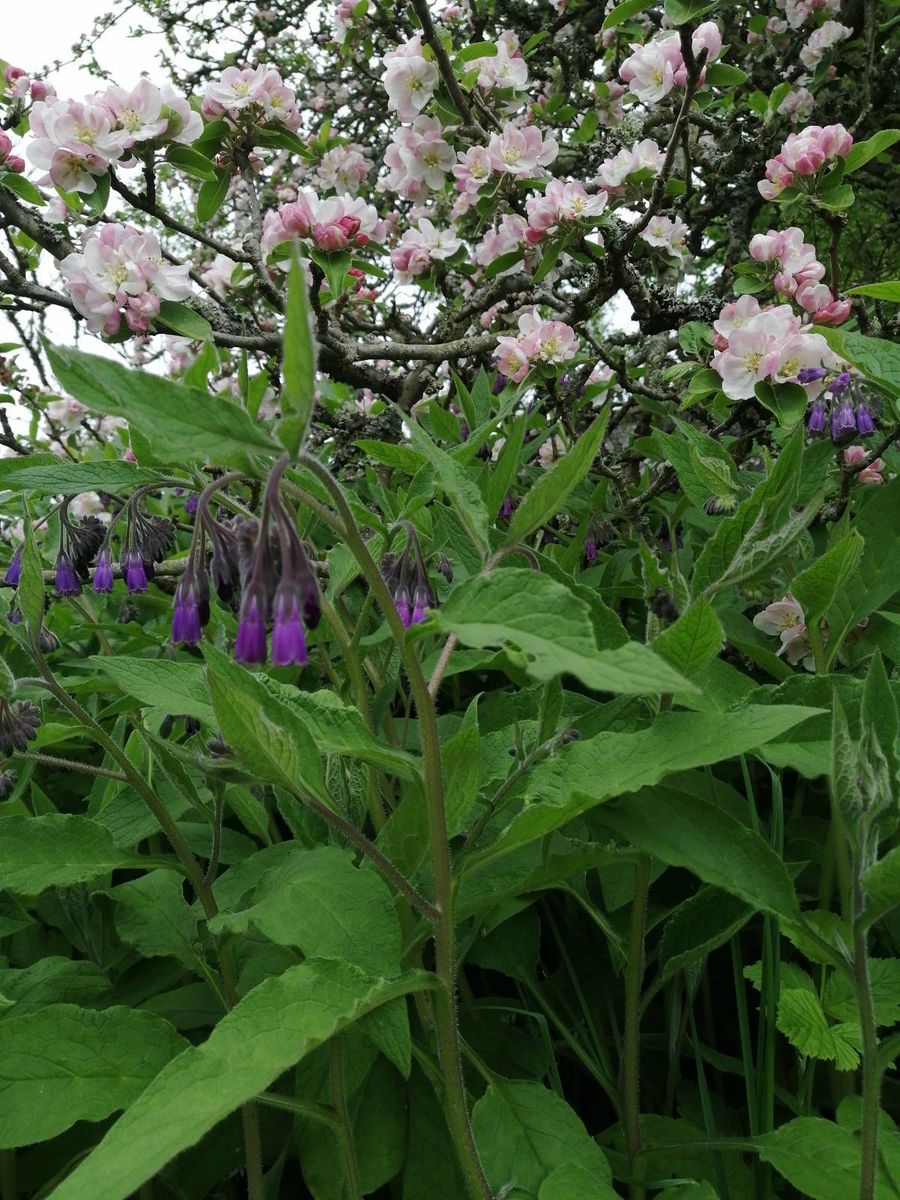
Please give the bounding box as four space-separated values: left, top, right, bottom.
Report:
58 224 191 335
27 81 201 194
0 698 40 756
201 66 301 129
711 296 839 400
381 525 437 628
802 369 878 444
758 123 853 200
749 226 850 323
619 22 722 104
229 464 321 667
493 308 579 383
262 189 383 257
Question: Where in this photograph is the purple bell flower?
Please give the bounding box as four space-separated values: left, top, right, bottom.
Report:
395 584 413 628
585 533 598 564
831 398 857 444
54 552 82 597
827 371 852 396
797 366 827 385
3 548 22 588
499 495 513 519
410 583 433 626
234 591 268 664
171 576 206 646
93 548 115 594
270 584 308 667
856 402 876 437
806 400 827 436
184 494 199 517
123 551 148 594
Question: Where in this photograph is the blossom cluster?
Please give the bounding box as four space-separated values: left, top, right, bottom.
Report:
58 223 191 335
27 80 201 194
758 122 853 200
619 22 722 105
201 65 300 128
749 226 850 323
711 296 838 400
262 189 383 256
493 308 579 383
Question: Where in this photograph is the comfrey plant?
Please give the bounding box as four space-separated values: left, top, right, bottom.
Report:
0 4 898 1200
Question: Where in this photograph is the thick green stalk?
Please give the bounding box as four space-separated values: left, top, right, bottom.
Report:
299 454 491 1200
331 1038 363 1200
624 856 651 1200
854 890 881 1200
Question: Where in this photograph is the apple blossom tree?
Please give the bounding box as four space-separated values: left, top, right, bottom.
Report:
0 1 897 1198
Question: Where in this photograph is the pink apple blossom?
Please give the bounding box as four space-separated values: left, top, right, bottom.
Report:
58 222 191 335
487 125 558 176
382 36 439 123
799 20 852 69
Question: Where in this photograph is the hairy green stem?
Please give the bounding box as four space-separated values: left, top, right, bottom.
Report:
298 453 491 1200
854 888 881 1200
331 1038 363 1200
624 856 651 1200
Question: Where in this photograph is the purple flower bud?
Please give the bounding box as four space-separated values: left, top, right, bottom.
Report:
7 607 21 626
459 421 470 442
856 402 876 437
123 550 148 594
499 495 513 519
492 373 507 395
184 494 199 517
3 548 22 588
806 400 827 436
54 552 82 597
270 585 308 667
171 576 205 646
93 548 115 594
0 698 40 755
395 585 413 628
831 398 857 444
797 367 827 385
827 371 852 396
234 591 267 664
410 583 433 626
585 534 598 564
436 554 453 583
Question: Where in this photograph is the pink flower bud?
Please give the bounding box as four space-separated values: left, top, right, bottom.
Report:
749 232 780 261
29 80 49 101
4 66 25 84
6 156 25 174
0 132 11 162
123 448 138 463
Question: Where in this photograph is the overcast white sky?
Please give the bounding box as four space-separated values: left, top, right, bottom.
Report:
6 1 163 93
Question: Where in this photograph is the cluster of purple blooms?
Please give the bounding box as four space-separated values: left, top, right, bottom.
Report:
381 524 440 628
172 459 320 668
801 369 878 444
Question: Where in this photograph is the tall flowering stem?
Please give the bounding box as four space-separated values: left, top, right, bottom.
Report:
298 452 492 1200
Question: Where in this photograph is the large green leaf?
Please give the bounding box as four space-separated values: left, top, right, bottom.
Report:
0 457 172 494
436 570 695 695
472 1079 614 1198
759 1116 900 1199
595 787 801 920
0 813 131 894
792 530 864 625
93 657 216 725
46 342 278 468
821 479 900 666
210 846 401 975
202 644 330 805
843 128 900 175
466 704 821 870
505 411 609 544
652 598 724 682
814 328 900 399
402 415 490 557
0 957 109 1015
49 961 433 1200
0 1004 186 1148
111 870 201 969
